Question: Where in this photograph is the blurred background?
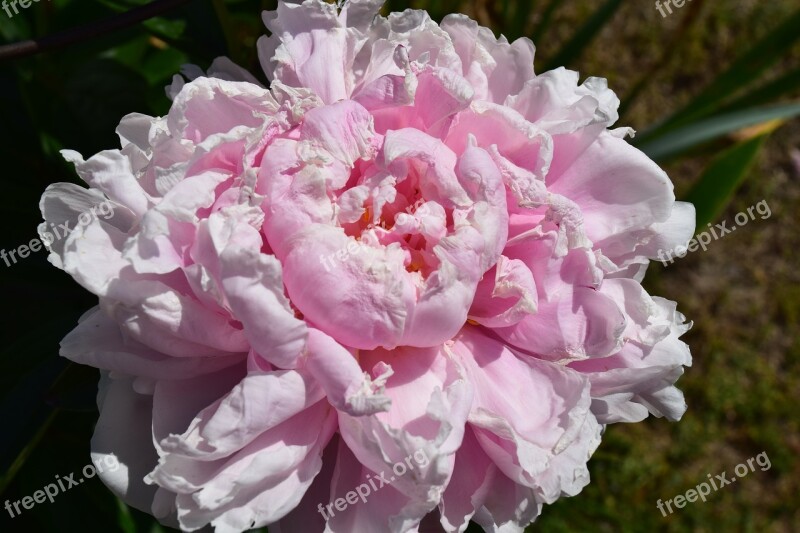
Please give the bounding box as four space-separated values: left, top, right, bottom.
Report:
0 0 798 531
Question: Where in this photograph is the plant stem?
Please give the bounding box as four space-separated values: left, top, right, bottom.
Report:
0 0 196 63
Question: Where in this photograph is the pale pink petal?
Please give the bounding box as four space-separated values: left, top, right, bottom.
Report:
338 345 472 506
60 307 243 380
569 280 692 422
260 0 352 103
124 171 231 274
168 78 276 143
158 369 325 461
324 436 424 532
468 256 538 328
38 182 135 268
450 328 602 505
440 14 535 103
270 436 340 533
152 400 336 531
548 132 675 257
304 328 392 415
445 101 553 179
471 472 540 533
509 68 619 132
62 149 154 217
439 427 497 532
219 221 308 369
90 375 160 513
281 225 411 350
299 100 380 171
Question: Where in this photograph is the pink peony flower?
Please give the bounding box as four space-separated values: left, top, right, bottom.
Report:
40 0 695 531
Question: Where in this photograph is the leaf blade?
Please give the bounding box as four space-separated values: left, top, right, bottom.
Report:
635 102 800 162
542 0 623 71
684 134 768 229
637 8 800 143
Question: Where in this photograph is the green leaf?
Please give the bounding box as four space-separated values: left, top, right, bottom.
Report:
618 0 707 120
0 410 59 495
637 8 800 143
635 102 800 162
142 16 187 40
501 0 535 41
211 0 239 61
684 134 768 229
717 66 800 115
116 498 138 533
542 0 623 71
530 0 561 44
0 6 32 42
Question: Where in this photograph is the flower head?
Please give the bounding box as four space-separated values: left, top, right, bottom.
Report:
41 1 694 531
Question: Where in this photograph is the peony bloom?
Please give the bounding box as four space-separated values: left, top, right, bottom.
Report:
40 0 694 531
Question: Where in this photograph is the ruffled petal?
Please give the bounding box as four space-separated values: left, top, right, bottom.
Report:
548 132 675 258
150 397 337 531
90 374 160 513
468 256 538 328
260 0 353 103
218 214 308 368
61 307 243 380
338 345 472 516
449 328 602 505
439 427 497 532
440 14 535 103
304 328 392 415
